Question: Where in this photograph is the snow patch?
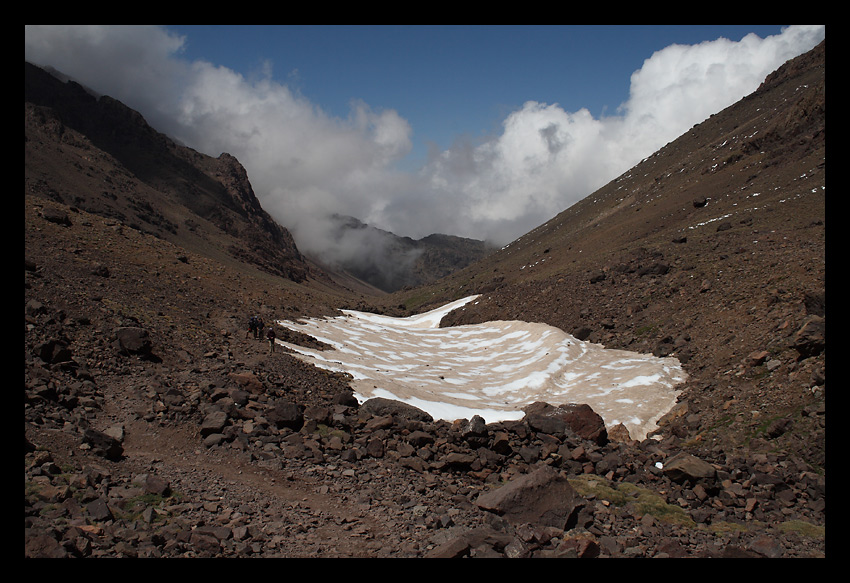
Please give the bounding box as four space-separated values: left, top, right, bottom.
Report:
277 295 686 441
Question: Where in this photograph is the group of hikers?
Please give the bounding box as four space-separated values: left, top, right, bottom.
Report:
246 315 277 352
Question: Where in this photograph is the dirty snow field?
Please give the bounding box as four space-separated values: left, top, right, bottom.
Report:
276 296 687 442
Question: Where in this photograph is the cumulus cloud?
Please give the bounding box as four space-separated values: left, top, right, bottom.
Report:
395 25 827 244
25 24 825 260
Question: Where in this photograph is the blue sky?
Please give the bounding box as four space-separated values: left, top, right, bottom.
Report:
165 25 790 165
25 25 824 263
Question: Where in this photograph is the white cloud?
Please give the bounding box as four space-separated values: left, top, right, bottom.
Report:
25 25 825 258
400 25 826 244
24 25 189 135
621 26 825 144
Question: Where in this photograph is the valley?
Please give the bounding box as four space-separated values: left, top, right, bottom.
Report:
25 40 825 558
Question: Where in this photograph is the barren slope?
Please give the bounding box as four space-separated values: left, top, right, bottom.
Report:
390 40 826 466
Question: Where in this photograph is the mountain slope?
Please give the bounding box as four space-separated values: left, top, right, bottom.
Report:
392 40 826 465
25 61 492 296
25 61 319 286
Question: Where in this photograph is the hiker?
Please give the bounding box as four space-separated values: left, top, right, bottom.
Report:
266 326 276 352
255 316 264 339
246 315 257 339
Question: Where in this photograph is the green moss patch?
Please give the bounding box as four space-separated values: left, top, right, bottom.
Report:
570 474 695 527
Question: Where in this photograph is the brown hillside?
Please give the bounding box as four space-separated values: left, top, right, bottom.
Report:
397 40 826 467
25 61 323 287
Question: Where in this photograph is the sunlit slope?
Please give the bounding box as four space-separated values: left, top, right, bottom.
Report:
392 41 824 314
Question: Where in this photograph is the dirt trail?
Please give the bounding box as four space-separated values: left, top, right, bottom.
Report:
114 412 398 557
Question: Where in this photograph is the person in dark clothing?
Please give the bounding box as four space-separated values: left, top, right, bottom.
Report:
266 326 276 352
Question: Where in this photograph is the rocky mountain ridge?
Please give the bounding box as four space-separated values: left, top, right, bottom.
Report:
25 61 493 295
322 213 497 292
27 61 332 287
25 41 826 558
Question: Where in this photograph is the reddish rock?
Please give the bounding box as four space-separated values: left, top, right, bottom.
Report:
475 466 584 530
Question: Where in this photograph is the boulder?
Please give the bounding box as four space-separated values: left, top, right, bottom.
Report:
359 397 433 422
746 350 770 366
803 291 825 317
407 430 434 447
25 532 68 558
573 326 592 341
523 402 608 445
366 438 384 458
37 339 73 364
491 431 512 455
333 390 359 407
200 410 228 437
425 526 514 558
443 451 476 470
82 428 123 460
266 400 304 430
460 415 488 437
41 206 72 226
144 474 171 497
114 327 152 356
85 498 114 521
523 402 568 435
662 452 717 484
637 262 670 277
228 372 264 394
793 315 824 358
475 465 584 530
559 403 608 445
607 423 634 444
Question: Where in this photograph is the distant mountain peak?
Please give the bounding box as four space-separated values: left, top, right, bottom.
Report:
320 213 497 293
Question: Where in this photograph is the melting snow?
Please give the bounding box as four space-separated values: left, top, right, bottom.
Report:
276 295 687 442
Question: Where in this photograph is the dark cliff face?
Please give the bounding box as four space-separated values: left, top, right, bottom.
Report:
25 61 310 283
